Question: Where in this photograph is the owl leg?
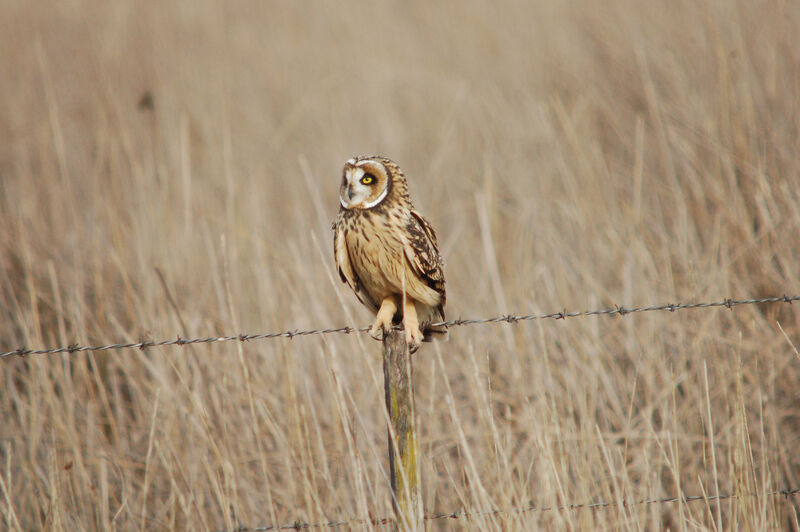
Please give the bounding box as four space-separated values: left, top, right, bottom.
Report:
370 296 398 341
402 298 423 352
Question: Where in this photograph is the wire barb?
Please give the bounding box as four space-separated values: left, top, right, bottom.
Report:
1 295 798 359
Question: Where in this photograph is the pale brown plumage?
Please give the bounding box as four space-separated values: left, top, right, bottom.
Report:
333 156 446 350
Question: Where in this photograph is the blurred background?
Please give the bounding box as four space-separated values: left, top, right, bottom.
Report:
1 1 799 530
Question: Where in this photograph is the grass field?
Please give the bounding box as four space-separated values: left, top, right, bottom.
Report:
2 1 800 530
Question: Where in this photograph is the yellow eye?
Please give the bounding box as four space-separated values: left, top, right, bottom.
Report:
360 174 375 185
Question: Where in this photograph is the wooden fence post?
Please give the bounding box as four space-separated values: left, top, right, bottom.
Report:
382 329 423 531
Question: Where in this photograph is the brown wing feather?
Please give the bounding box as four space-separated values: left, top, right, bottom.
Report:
404 210 446 314
334 216 379 312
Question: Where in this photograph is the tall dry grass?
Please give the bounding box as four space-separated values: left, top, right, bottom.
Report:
1 1 799 530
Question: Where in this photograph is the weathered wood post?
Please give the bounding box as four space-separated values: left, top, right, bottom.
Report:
382 329 423 531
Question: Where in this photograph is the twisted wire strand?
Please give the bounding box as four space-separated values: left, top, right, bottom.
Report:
216 486 800 531
1 295 797 359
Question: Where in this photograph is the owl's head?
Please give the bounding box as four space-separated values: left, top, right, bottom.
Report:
339 156 409 210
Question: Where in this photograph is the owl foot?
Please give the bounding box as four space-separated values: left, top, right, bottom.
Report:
402 298 422 353
370 296 398 341
404 325 423 353
370 316 392 341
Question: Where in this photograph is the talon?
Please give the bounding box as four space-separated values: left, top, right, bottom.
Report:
371 296 399 342
370 318 390 341
402 297 423 353
405 326 423 353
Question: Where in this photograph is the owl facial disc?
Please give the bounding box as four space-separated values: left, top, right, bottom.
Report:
339 159 390 210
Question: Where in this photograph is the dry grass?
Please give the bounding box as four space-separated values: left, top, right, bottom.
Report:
2 1 800 530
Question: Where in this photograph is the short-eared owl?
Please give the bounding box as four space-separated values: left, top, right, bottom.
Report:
333 156 446 351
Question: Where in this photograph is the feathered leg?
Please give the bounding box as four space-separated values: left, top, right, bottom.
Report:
370 295 398 340
402 297 423 352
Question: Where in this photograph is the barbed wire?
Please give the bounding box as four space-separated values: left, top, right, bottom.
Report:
216 486 800 531
1 295 797 359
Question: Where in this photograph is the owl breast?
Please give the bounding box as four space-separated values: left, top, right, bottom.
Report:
345 212 441 309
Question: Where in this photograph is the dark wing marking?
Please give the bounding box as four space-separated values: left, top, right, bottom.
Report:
404 210 446 312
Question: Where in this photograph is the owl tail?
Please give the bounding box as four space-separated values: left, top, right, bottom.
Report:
422 307 448 342
422 324 448 342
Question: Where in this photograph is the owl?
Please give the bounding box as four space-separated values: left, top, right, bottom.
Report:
333 156 446 351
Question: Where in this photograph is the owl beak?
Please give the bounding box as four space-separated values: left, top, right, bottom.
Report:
346 185 355 201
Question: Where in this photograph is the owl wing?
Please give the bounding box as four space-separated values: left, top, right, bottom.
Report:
404 210 446 313
333 215 379 312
